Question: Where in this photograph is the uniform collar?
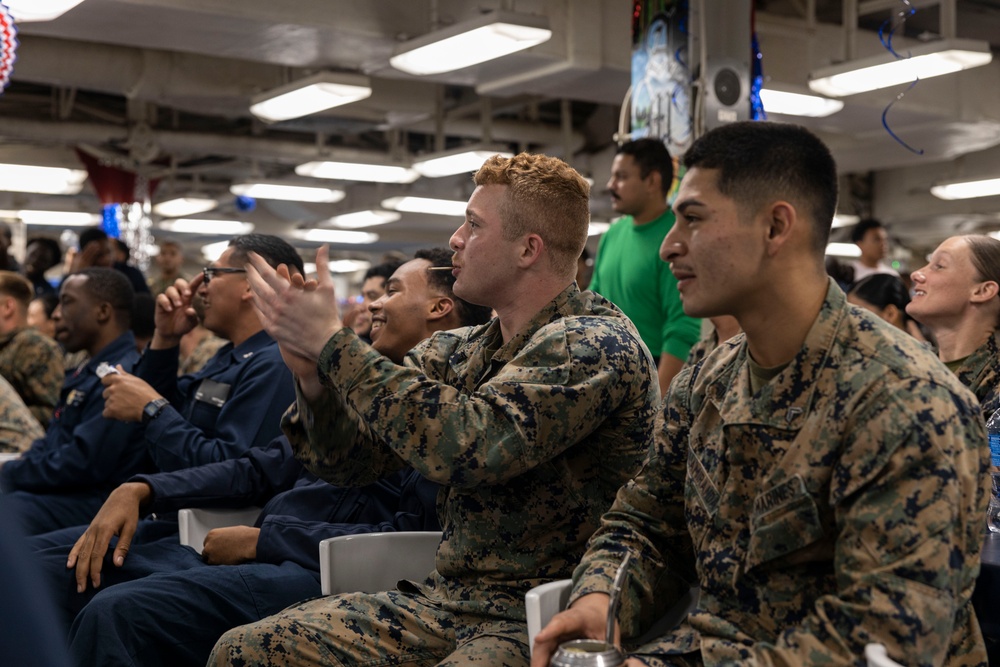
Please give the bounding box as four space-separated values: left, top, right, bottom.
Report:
704 279 845 430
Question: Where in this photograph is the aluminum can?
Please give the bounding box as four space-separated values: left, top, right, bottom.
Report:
549 639 624 667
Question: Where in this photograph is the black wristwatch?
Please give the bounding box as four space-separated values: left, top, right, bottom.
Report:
141 398 170 425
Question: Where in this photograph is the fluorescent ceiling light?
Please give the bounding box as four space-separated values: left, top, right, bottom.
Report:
825 242 862 258
832 213 860 228
296 160 419 184
808 38 993 97
326 259 372 274
390 10 551 76
159 219 254 235
15 210 101 226
412 148 513 178
0 163 87 195
381 196 467 217
249 72 372 123
931 177 1000 200
326 210 400 229
760 88 843 117
4 0 85 22
588 222 611 236
230 182 345 203
153 197 217 218
201 241 231 262
293 229 380 245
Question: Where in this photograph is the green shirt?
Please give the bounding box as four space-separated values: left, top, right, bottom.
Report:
589 209 701 361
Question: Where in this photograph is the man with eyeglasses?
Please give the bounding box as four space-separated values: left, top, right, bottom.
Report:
97 234 300 474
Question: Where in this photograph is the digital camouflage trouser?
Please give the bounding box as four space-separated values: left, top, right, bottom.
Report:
208 589 530 667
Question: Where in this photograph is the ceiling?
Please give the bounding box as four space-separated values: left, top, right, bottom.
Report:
1 0 1000 275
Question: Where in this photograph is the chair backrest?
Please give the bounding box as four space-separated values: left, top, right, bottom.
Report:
319 531 442 595
865 643 906 667
177 507 262 555
525 579 573 656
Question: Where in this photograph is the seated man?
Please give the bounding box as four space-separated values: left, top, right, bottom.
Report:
0 270 65 425
35 248 487 667
0 268 145 534
532 122 987 665
100 233 299 472
0 375 45 453
210 153 659 666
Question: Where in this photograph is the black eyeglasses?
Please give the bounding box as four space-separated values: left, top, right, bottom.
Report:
202 267 247 284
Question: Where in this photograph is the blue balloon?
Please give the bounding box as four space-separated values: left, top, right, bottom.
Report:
234 195 256 212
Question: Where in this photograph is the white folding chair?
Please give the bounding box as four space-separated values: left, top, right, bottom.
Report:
177 507 262 555
319 531 442 595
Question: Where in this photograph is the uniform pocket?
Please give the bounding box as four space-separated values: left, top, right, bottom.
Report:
746 474 825 571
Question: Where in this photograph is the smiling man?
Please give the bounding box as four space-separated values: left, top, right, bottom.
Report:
209 153 658 667
25 247 491 667
533 121 987 666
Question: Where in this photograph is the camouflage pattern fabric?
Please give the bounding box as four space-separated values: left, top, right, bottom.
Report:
574 280 989 667
0 327 64 426
684 331 719 369
0 374 44 453
213 283 658 665
952 330 1000 419
147 273 185 297
178 332 227 376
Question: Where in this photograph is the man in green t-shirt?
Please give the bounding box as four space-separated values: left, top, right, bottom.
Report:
590 138 701 396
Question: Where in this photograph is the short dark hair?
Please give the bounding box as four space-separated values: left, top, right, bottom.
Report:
849 274 911 318
414 248 493 327
131 292 157 340
113 238 130 261
850 218 885 244
365 259 405 284
32 293 59 319
79 227 109 249
27 237 63 268
617 138 674 194
0 271 33 310
74 267 135 328
682 121 838 256
227 234 304 275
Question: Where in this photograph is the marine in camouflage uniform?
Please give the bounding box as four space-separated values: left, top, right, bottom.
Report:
0 374 44 453
0 326 65 425
571 281 988 666
209 283 657 666
952 330 1000 418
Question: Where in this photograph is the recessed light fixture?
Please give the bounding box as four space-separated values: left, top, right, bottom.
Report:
14 210 101 226
825 242 862 258
296 161 419 184
250 72 372 123
326 210 401 229
390 10 552 76
159 219 254 235
230 182 345 203
588 222 611 236
0 163 88 195
4 0 86 22
292 229 380 245
931 177 1000 201
153 197 217 218
412 148 513 178
381 196 467 217
808 38 992 97
759 88 844 118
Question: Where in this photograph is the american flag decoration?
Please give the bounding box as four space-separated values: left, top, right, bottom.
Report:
0 2 16 93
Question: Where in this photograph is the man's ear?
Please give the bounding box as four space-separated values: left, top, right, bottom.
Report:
763 201 797 254
427 296 455 322
0 296 15 319
518 234 545 268
94 301 113 325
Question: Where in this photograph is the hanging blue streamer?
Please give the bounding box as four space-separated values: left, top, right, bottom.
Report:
102 203 121 238
882 79 924 155
877 0 923 154
750 32 765 121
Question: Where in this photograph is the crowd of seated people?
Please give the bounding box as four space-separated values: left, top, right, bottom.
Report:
1 122 996 667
